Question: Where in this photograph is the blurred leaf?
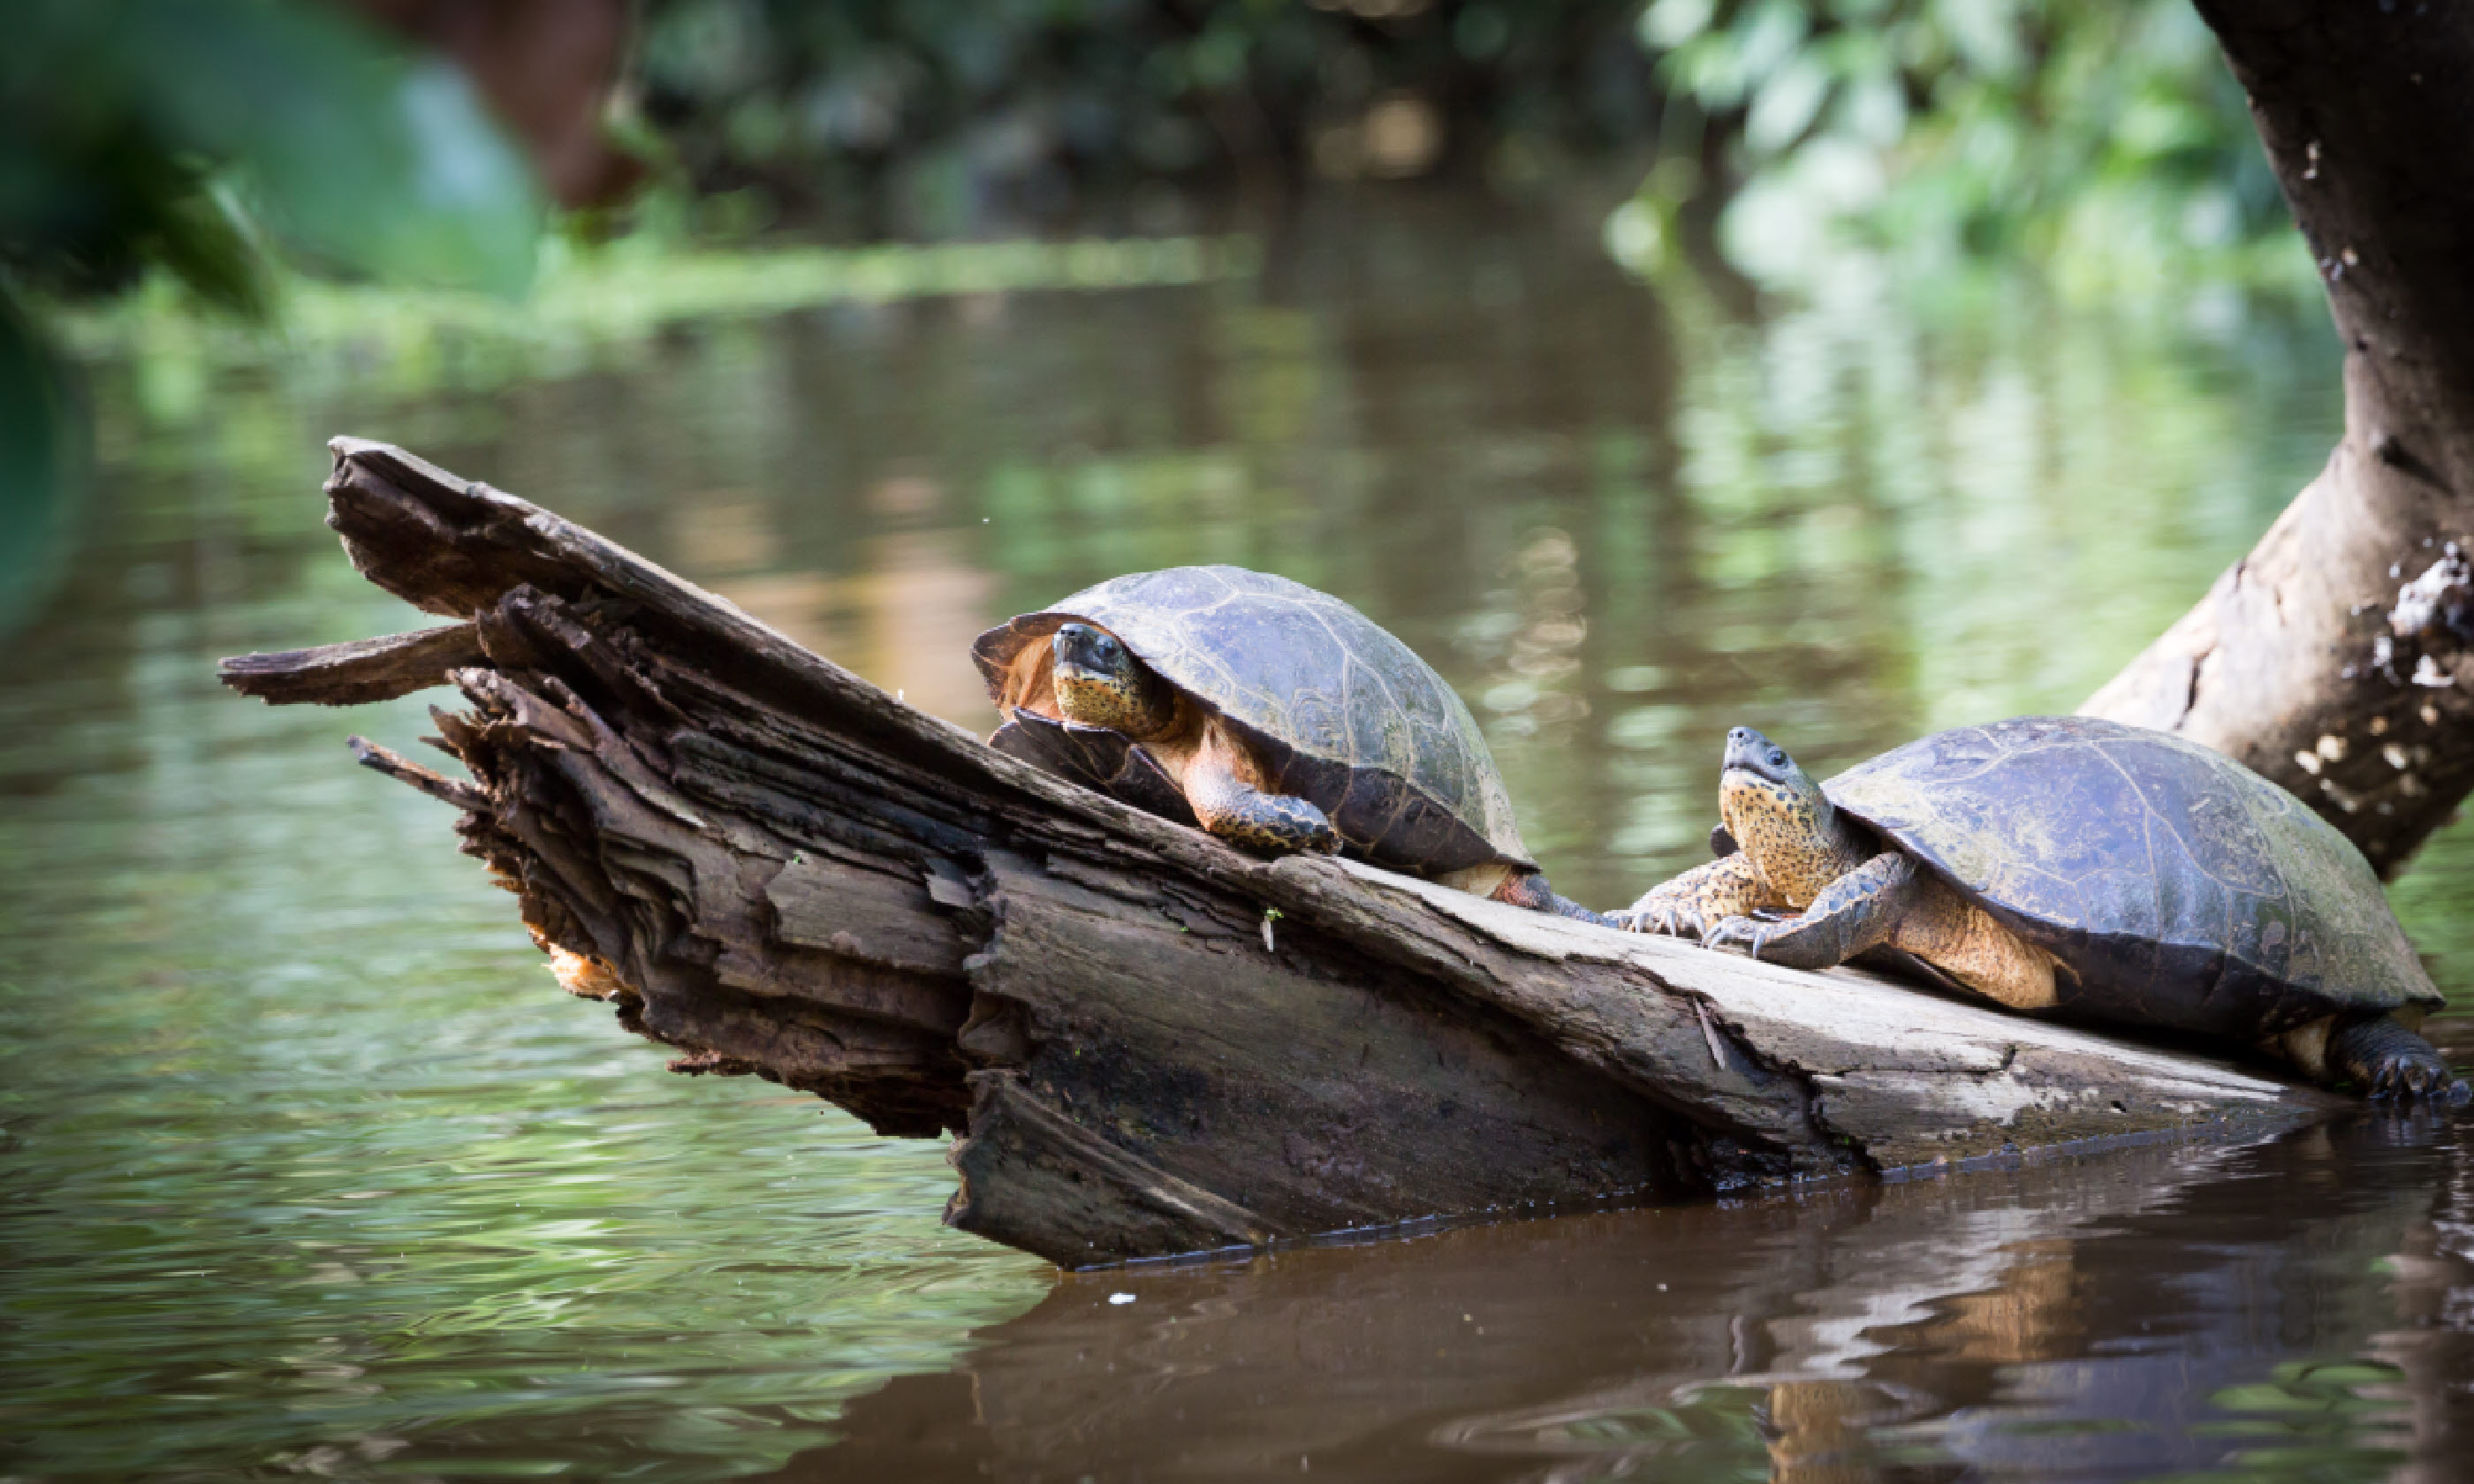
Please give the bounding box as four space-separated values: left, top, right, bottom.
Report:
1732 1 1816 95
0 292 86 637
2282 1363 2404 1387
133 0 544 296
1938 0 2028 81
1833 65 1908 147
2212 1383 2330 1413
1746 53 1831 152
1643 0 1720 49
2 0 543 306
148 180 278 319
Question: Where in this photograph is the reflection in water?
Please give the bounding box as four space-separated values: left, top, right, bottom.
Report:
724 511 998 723
7 189 2474 1479
791 1119 2470 1482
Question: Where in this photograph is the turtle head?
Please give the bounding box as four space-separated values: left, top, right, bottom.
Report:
1051 623 1176 738
1723 726 1809 790
1719 727 1840 897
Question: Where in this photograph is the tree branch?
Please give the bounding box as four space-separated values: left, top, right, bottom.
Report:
2085 0 2474 875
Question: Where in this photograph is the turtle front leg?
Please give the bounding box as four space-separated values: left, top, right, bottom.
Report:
2326 1014 2470 1102
1184 746 1339 856
1704 852 1918 970
1619 852 1781 937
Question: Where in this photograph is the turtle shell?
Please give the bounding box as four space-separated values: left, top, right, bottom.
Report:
1825 715 2441 1038
973 566 1529 875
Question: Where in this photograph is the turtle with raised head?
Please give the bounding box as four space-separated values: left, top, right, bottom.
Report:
1620 716 2463 1100
974 565 1602 920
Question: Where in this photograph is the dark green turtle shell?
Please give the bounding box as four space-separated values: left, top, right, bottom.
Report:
973 565 1530 875
1825 715 2441 1038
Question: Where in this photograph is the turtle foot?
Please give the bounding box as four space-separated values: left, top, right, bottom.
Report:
2369 1057 2468 1103
1619 891 1700 938
2329 1016 2468 1103
1199 791 1338 856
1702 914 1772 958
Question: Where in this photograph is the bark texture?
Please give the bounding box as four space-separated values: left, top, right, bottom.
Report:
2083 0 2474 876
219 623 486 706
224 439 2337 1268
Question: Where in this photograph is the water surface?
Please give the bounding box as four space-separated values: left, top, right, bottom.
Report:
6 189 2472 1480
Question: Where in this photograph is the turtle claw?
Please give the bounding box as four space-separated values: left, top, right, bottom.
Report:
2326 1016 2464 1103
1619 892 1698 938
1703 915 1769 958
2364 1050 2463 1103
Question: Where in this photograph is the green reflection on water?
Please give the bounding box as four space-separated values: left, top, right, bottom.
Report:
2149 1359 2413 1483
3 198 2464 1479
0 597 1043 1480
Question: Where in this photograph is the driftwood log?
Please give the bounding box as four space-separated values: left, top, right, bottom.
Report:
222 439 2341 1268
2084 0 2474 876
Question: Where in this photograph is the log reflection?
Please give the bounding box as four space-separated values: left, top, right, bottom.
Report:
779 1115 2473 1482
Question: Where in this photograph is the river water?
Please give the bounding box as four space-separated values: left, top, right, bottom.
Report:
6 190 2474 1480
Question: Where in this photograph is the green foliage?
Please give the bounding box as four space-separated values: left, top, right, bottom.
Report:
3 0 543 308
632 0 1653 236
2128 1359 2410 1483
0 610 1043 1477
1620 0 2306 298
57 232 1258 397
0 299 83 636
0 0 547 634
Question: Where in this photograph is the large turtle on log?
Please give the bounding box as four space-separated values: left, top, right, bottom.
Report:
974 565 1603 920
1620 715 2464 1100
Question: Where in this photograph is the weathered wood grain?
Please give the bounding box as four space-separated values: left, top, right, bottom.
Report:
220 623 484 705
218 438 2345 1267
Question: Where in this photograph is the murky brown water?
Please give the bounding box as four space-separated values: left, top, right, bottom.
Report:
7 188 2474 1480
793 1117 2474 1483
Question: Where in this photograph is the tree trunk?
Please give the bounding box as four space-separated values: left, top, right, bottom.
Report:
224 439 2335 1268
2083 0 2474 876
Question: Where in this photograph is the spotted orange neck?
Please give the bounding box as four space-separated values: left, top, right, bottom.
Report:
1720 770 1871 908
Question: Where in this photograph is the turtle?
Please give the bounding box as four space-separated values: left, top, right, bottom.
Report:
973 565 1603 920
1618 715 2464 1100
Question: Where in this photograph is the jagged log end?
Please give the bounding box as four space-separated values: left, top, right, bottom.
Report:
233 439 2350 1266
323 439 527 620
220 624 489 707
345 734 488 811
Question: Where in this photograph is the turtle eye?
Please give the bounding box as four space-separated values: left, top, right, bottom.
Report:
1768 749 1786 767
